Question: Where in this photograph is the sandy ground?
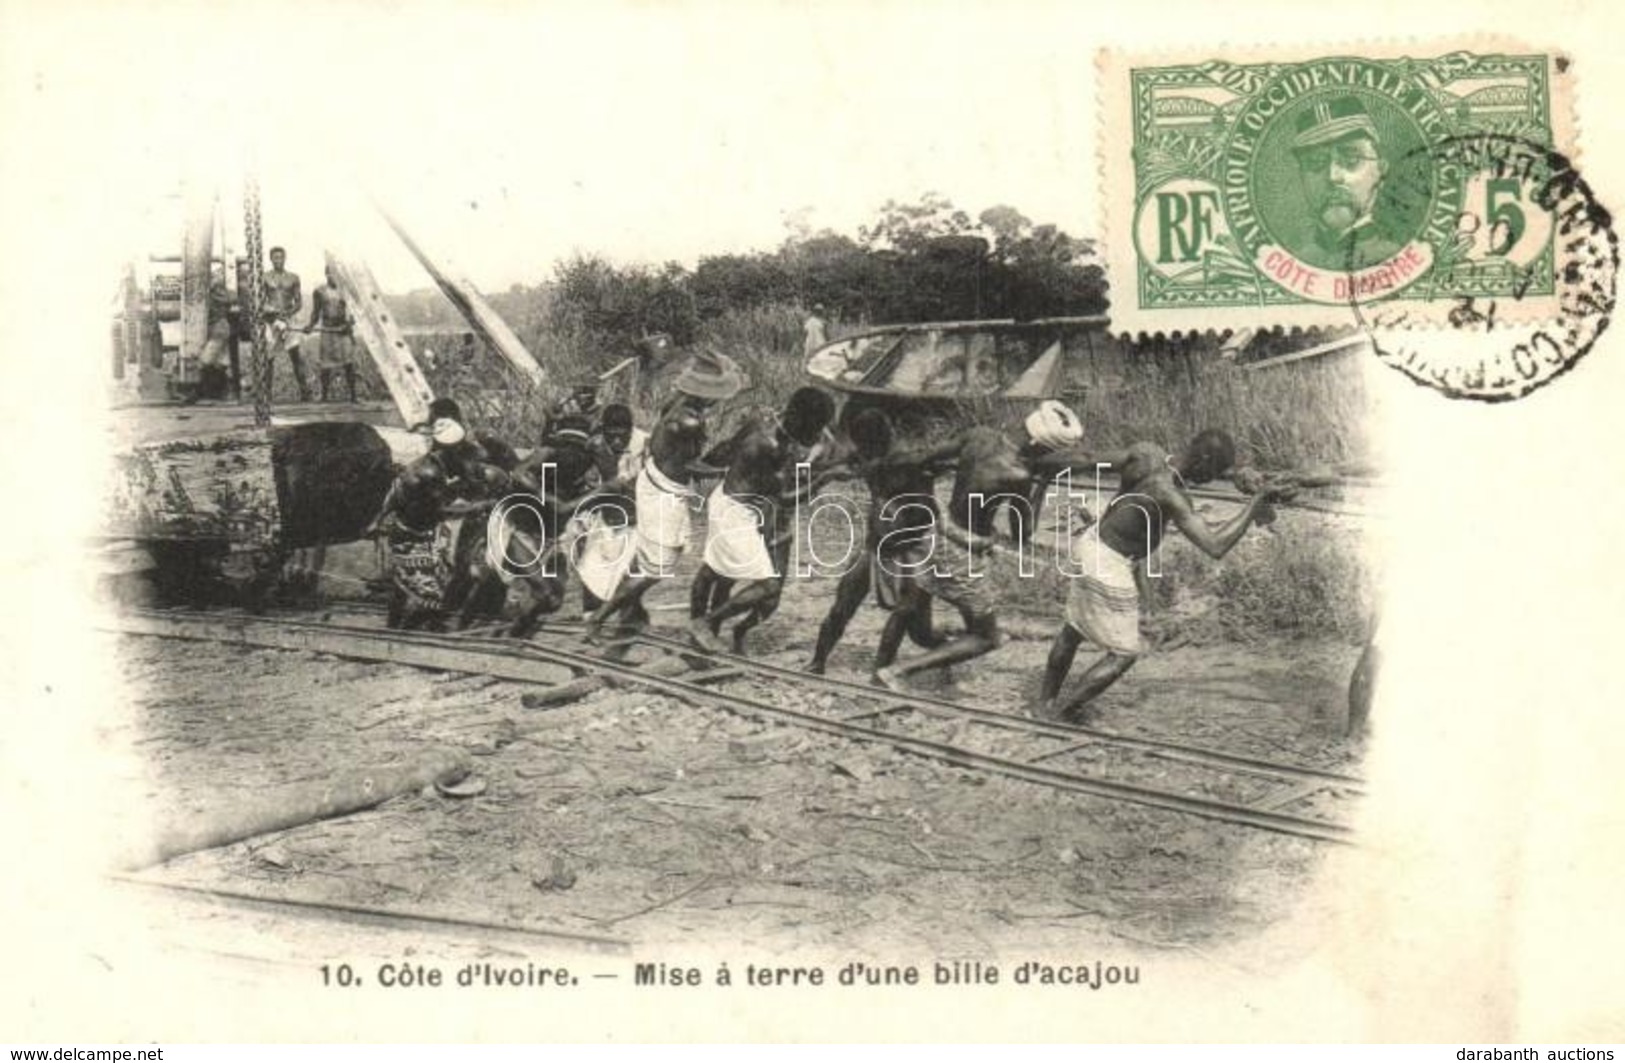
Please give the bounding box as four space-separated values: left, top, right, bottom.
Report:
103 535 1367 978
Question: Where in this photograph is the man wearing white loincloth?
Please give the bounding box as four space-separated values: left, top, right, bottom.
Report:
260 246 310 402
584 350 746 638
563 404 649 617
687 386 836 654
1032 431 1295 725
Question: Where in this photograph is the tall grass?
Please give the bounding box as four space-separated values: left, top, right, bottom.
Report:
1072 344 1369 472
1151 515 1373 642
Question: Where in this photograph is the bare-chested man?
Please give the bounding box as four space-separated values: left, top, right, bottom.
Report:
594 403 647 485
805 407 961 675
260 246 310 402
584 352 745 638
870 426 1034 692
1032 429 1293 724
304 265 357 404
687 386 835 654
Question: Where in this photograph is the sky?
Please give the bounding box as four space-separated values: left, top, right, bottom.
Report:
11 1 1585 295
20 3 1107 294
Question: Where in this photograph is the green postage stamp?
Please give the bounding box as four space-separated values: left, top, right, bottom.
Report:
1100 42 1579 335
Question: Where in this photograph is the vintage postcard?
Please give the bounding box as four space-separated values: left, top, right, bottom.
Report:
3 0 1624 1049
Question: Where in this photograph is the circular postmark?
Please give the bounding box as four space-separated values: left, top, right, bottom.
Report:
1350 133 1617 402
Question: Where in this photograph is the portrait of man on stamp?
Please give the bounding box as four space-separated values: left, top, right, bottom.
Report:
1289 96 1403 270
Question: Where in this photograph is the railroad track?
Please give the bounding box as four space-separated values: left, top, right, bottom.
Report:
107 605 1363 845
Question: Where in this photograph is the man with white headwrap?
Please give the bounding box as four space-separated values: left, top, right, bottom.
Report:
998 400 1096 546
414 397 520 494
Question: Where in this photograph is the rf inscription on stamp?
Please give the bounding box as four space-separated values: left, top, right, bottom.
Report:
1100 43 1580 337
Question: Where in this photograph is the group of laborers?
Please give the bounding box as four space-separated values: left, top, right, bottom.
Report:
365 391 634 632
801 401 1293 722
366 350 1295 726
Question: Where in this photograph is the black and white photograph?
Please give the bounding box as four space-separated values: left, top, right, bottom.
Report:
4 0 1625 1047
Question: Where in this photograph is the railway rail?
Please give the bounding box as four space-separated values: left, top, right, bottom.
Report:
106 605 1363 845
112 873 633 956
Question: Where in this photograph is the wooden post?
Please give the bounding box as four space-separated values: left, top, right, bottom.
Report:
120 745 473 871
179 188 216 380
375 206 549 391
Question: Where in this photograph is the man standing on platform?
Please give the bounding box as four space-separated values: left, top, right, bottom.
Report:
305 264 358 404
261 246 310 402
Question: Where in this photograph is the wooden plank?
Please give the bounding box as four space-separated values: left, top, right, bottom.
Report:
1254 780 1327 812
180 190 215 370
1241 333 1371 372
376 207 549 390
325 251 436 427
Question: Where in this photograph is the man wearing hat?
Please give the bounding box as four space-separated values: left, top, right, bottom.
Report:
584 350 746 638
1290 96 1402 271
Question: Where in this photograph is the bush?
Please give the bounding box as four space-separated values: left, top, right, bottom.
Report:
1144 514 1372 643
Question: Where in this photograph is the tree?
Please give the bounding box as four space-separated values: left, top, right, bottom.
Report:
858 192 975 253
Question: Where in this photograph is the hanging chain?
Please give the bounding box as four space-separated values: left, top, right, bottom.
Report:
242 174 271 426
